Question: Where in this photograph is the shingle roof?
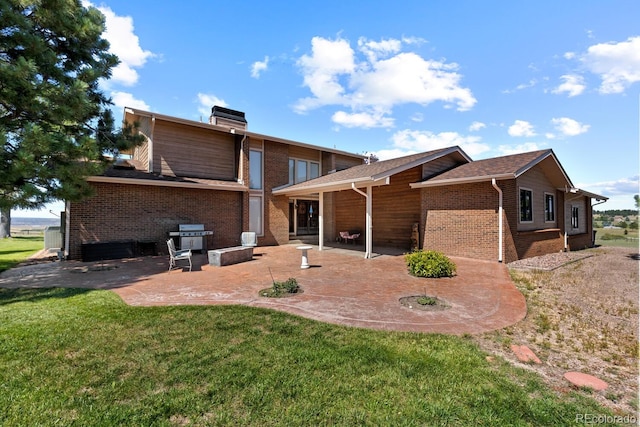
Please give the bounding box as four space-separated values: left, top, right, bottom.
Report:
428 150 553 182
272 146 470 195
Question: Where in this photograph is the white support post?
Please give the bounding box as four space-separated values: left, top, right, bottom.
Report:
365 185 372 259
318 192 324 251
351 183 373 259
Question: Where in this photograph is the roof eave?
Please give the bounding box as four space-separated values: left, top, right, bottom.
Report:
410 173 514 188
87 175 248 192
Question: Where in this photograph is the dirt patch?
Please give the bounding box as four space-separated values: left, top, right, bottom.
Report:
474 247 639 415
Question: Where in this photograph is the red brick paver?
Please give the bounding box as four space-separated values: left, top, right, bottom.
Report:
0 244 526 335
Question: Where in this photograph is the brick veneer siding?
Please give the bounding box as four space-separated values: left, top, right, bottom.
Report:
67 182 244 260
421 182 501 261
262 140 290 246
420 180 573 263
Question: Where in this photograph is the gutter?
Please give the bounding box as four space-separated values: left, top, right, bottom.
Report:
491 178 503 263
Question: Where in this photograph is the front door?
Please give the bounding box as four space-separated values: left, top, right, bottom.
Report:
295 200 319 235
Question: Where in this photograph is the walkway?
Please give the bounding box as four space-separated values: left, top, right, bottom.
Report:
0 244 526 335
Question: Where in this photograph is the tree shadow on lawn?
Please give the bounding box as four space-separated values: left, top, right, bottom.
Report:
0 287 92 306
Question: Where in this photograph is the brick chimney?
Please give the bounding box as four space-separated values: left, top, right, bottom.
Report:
209 106 247 130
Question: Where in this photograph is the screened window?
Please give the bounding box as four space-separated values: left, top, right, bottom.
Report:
544 193 555 222
571 206 579 229
310 162 320 180
249 196 263 235
296 160 307 183
288 159 295 184
249 150 262 190
290 159 320 184
520 189 533 222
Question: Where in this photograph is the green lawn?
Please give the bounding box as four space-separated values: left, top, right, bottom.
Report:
595 227 639 249
0 236 44 272
0 288 614 426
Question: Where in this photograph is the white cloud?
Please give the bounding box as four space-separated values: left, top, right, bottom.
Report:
390 129 490 157
410 112 424 122
374 148 418 161
251 56 269 78
357 37 402 62
508 120 536 137
551 117 590 136
331 110 394 129
294 36 476 128
469 121 486 131
196 93 228 118
577 175 639 197
110 91 150 110
581 36 640 94
552 74 586 97
497 142 546 155
91 3 155 87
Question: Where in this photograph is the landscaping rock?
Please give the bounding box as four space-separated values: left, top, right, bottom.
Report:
510 344 542 364
563 372 608 391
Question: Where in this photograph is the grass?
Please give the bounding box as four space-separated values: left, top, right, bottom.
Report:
594 227 639 249
0 236 44 272
0 288 614 426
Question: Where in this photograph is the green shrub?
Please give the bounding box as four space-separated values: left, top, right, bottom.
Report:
260 278 300 297
417 296 437 305
273 277 299 294
405 250 456 278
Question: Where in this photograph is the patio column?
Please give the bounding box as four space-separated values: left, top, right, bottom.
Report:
351 183 372 259
318 191 324 251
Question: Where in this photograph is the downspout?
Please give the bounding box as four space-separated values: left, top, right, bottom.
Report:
148 115 155 172
351 183 372 259
318 191 324 252
491 179 503 263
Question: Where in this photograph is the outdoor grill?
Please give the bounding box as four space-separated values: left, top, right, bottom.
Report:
168 224 213 252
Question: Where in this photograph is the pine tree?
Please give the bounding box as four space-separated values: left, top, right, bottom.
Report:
0 0 143 237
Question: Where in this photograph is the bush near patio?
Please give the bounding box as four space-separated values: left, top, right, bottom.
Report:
405 250 456 278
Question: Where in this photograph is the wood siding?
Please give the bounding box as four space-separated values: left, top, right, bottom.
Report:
153 120 236 180
334 167 422 249
289 145 321 161
515 166 559 231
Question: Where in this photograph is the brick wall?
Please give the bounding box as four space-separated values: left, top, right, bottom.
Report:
421 182 501 261
262 140 290 246
67 182 243 260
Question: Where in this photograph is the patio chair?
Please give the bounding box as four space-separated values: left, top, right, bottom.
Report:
241 231 257 247
167 238 192 272
339 231 360 244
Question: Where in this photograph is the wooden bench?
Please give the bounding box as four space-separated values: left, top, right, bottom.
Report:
207 246 253 266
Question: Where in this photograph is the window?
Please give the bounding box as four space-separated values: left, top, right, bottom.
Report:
310 162 320 180
289 158 320 184
249 150 262 189
288 159 295 185
519 188 533 222
296 160 307 183
249 196 263 235
544 193 555 222
571 206 579 229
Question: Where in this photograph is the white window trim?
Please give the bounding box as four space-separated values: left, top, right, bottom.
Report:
544 192 555 223
289 156 321 185
571 205 580 229
519 187 534 224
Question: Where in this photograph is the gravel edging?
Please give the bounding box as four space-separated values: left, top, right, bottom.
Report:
507 251 593 271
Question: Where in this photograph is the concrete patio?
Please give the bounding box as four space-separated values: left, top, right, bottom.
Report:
0 244 526 335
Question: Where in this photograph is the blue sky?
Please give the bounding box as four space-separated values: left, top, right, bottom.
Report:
14 0 640 217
